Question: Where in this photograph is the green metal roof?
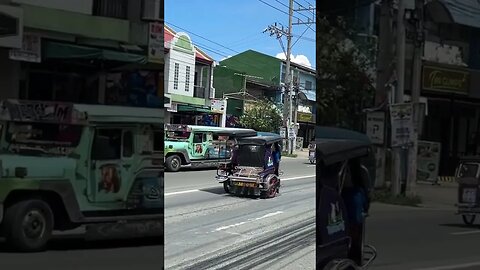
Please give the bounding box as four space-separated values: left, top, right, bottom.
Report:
74 104 163 124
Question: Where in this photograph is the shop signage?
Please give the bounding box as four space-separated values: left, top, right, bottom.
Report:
297 112 314 123
9 33 41 63
210 99 226 114
148 22 163 64
0 5 23 49
366 111 385 145
422 65 469 95
390 103 414 147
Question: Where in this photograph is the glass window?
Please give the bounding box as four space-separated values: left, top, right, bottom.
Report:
193 133 204 143
92 129 122 160
185 66 191 91
174 63 179 90
122 131 134 158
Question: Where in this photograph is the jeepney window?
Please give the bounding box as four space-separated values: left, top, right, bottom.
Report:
92 129 122 160
166 130 190 140
6 122 82 147
154 130 163 152
193 133 205 143
122 131 133 158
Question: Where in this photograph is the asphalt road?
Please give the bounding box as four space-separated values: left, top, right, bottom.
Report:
367 187 480 270
164 157 315 270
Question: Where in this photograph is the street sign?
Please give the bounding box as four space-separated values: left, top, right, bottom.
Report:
279 127 286 139
288 126 296 139
390 103 414 147
366 111 385 145
0 5 23 49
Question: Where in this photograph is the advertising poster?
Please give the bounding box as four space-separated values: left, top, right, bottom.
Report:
417 140 441 182
366 111 385 145
390 103 414 147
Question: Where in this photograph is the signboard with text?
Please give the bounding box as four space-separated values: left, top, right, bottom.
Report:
210 99 226 114
417 140 441 182
390 103 414 147
9 33 41 63
366 111 385 145
148 22 163 63
422 65 469 95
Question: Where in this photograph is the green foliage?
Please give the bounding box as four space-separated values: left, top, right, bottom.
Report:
240 99 282 132
316 16 376 131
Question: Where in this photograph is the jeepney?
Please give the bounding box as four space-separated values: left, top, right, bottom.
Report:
164 124 256 172
0 99 163 251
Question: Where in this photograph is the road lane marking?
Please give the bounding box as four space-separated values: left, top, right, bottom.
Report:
415 261 480 270
213 211 284 232
451 230 480 236
164 174 315 197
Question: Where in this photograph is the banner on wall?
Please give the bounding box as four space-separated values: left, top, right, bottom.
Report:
148 22 163 64
9 33 40 63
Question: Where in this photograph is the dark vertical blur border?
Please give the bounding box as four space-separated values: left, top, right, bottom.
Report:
159 0 165 268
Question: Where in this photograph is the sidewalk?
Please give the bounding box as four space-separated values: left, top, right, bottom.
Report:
283 148 311 159
415 181 458 210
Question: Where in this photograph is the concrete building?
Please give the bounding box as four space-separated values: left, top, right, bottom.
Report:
0 0 164 107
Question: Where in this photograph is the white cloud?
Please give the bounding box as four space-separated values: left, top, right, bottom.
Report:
275 53 312 68
220 55 232 61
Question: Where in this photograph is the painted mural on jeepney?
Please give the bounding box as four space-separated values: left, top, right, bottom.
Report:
0 99 75 123
126 176 162 209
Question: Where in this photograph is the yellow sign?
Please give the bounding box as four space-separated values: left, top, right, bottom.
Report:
422 65 469 94
297 112 314 123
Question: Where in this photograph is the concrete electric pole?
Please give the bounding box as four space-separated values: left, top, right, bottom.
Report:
264 0 315 155
406 0 424 197
392 0 406 196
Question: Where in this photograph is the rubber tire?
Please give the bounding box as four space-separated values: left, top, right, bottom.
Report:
310 159 315 164
3 199 54 252
166 155 182 172
462 214 476 226
260 178 279 199
223 182 231 193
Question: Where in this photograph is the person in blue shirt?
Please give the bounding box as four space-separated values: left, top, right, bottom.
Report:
272 142 282 175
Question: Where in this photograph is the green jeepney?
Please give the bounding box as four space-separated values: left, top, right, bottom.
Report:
0 99 163 251
164 124 256 172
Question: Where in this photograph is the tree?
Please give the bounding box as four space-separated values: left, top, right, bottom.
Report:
240 99 283 132
316 16 376 132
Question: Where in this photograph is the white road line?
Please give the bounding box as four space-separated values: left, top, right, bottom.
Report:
213 211 284 232
164 174 315 197
415 261 480 270
451 230 480 236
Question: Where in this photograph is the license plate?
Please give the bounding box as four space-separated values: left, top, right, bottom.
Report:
463 188 477 203
233 182 256 188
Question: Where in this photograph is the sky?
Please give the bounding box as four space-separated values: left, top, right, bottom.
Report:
165 0 316 69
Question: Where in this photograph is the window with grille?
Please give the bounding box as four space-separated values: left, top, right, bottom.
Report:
174 63 179 90
185 66 191 91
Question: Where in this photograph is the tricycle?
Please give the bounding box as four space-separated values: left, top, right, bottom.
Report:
216 134 283 199
317 126 377 269
455 157 480 225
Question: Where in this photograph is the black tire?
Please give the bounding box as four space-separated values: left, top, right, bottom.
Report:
260 178 279 199
309 159 315 164
462 214 476 225
166 155 182 172
223 182 231 193
3 199 54 252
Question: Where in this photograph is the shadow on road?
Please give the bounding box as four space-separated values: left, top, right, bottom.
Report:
0 236 164 253
199 186 227 195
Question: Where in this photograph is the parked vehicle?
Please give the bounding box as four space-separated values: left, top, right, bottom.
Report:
216 134 283 199
0 99 163 251
164 124 256 172
455 157 480 225
317 126 377 269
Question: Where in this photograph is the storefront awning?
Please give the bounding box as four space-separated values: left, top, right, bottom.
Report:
177 104 211 113
44 41 147 64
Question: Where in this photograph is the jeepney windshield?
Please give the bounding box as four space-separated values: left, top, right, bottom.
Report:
6 122 82 153
166 130 190 141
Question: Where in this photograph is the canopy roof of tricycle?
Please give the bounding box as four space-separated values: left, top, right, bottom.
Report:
236 135 283 145
315 126 372 166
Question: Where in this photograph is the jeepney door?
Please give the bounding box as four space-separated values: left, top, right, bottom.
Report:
88 128 134 203
190 132 208 159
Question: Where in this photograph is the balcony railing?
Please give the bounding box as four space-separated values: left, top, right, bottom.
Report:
194 86 206 99
93 0 128 19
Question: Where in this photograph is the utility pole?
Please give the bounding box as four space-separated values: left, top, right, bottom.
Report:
406 0 424 197
392 0 406 196
375 0 394 189
286 0 294 154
